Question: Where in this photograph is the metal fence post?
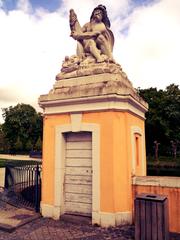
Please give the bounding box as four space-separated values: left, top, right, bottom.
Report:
35 164 40 212
5 166 14 189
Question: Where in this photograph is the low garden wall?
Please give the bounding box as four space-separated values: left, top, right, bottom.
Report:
132 176 180 233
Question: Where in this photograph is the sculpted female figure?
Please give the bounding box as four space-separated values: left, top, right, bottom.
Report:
69 5 114 63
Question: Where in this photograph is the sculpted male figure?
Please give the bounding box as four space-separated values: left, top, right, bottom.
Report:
69 5 114 63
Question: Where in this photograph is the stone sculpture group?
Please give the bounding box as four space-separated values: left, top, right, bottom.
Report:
56 5 128 80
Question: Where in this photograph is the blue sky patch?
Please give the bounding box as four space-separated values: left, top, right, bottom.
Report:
0 0 16 11
0 0 62 12
30 0 61 12
133 0 156 7
0 0 157 13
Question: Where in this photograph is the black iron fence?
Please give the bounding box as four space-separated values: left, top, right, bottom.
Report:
5 163 42 212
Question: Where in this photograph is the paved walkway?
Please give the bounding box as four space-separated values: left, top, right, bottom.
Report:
0 214 179 240
0 154 40 161
0 196 180 240
0 187 134 239
0 216 134 240
0 200 40 233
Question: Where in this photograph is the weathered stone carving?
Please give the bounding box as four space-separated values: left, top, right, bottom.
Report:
70 6 114 62
56 5 125 80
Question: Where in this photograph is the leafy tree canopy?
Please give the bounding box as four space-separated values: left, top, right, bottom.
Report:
2 103 42 153
139 84 180 156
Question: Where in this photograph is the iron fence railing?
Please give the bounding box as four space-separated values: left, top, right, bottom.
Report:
5 163 42 212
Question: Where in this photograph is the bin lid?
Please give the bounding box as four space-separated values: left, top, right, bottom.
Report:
136 193 167 202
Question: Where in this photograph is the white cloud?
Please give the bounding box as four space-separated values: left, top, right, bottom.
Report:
118 0 180 89
0 4 76 122
0 0 180 123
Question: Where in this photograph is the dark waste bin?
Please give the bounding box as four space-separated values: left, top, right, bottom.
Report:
135 193 169 240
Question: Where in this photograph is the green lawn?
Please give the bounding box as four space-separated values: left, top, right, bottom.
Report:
147 156 180 177
147 156 180 165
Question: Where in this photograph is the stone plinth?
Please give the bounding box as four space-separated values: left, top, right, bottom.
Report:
39 73 147 119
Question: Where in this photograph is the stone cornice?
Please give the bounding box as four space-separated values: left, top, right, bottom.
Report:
39 73 148 118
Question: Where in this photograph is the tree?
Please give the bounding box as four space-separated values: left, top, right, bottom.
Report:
2 103 43 153
14 136 23 152
34 136 42 151
0 124 10 152
25 139 33 152
139 84 180 157
0 124 5 152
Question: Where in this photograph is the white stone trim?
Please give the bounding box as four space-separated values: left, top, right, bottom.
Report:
41 203 61 220
99 212 116 227
52 121 100 220
70 113 82 132
92 211 132 227
40 204 132 227
92 211 101 225
115 212 132 225
131 126 146 176
132 176 180 188
41 203 53 218
41 95 146 119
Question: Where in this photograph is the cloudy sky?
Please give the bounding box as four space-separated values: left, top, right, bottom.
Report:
0 0 180 123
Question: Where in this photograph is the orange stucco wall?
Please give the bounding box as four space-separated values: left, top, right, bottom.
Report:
83 111 145 213
42 111 146 214
133 185 180 233
42 114 71 204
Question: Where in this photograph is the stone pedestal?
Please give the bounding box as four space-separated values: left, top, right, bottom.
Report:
39 72 148 227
